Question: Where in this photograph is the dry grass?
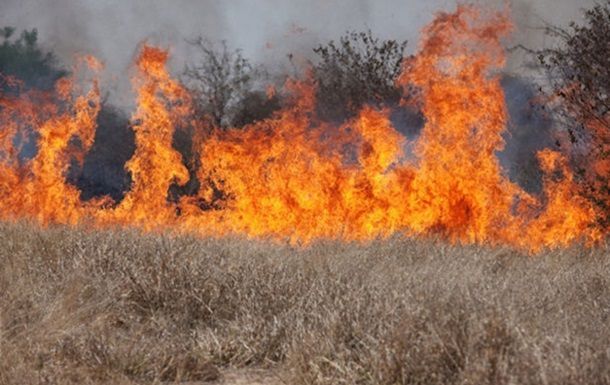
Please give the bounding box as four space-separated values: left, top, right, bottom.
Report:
0 221 609 384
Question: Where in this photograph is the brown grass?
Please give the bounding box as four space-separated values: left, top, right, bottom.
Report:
0 221 609 384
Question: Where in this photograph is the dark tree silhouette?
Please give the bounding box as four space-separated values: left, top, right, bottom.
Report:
183 38 279 129
538 1 610 226
0 27 67 92
312 30 408 122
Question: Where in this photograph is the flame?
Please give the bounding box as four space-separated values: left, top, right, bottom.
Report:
397 6 517 243
0 56 101 224
0 5 604 253
102 46 191 228
193 81 413 242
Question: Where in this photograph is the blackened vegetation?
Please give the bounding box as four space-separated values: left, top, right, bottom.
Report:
231 88 281 128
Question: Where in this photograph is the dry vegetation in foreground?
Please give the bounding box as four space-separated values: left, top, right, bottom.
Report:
0 222 609 385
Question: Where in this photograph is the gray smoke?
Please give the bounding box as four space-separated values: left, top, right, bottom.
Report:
0 0 597 84
0 0 597 197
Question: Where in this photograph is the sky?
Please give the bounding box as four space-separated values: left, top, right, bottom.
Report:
0 0 597 97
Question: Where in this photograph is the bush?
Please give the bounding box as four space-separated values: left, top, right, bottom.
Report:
0 27 67 92
538 1 610 226
312 30 408 122
183 38 279 129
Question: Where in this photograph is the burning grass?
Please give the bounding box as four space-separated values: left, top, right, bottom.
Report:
1 221 609 385
0 6 604 253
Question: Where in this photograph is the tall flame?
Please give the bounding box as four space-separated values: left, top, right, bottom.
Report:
0 56 101 224
398 6 517 243
0 5 603 253
105 46 191 228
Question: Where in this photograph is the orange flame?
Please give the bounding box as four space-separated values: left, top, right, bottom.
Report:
103 46 191 228
0 5 603 253
0 56 101 224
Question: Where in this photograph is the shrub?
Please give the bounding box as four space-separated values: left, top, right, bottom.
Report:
312 30 408 122
538 1 610 226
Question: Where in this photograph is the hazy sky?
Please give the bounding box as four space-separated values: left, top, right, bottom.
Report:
0 0 596 95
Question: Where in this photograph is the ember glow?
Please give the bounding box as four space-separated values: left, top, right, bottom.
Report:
0 6 604 252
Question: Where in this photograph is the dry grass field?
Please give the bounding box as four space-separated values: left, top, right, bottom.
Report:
1 222 609 384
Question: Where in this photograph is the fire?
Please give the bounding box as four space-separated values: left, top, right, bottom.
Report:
103 46 191 228
398 5 517 243
0 56 101 225
0 5 604 253
194 82 413 241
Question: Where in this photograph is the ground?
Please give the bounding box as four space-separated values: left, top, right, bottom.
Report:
1 221 609 384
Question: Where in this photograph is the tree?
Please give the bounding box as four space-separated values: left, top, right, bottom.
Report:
183 38 278 129
0 27 139 203
538 1 610 226
0 27 67 92
312 30 408 122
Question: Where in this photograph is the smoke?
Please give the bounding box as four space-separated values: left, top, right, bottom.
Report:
0 2 602 249
507 0 596 73
0 0 597 82
0 0 597 194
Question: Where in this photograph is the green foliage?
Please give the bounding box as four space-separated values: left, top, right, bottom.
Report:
0 27 67 92
312 30 408 122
